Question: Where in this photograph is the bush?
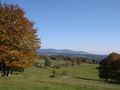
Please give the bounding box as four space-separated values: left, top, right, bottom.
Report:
49 70 57 78
44 59 51 67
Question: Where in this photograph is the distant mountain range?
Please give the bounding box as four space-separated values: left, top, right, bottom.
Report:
38 49 89 55
37 49 107 61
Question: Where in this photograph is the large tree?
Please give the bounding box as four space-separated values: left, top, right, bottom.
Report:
0 3 40 76
98 53 120 82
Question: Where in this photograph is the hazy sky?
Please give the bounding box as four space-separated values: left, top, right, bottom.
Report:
2 0 120 54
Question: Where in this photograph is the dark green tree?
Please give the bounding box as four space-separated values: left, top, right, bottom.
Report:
98 53 120 82
44 59 51 67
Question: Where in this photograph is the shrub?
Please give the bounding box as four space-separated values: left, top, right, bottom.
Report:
44 59 51 67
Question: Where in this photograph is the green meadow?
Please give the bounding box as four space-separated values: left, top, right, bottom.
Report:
0 63 120 90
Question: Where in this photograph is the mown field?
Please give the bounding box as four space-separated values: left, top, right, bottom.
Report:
0 63 120 90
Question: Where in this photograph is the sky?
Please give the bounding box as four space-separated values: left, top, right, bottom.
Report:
2 0 120 54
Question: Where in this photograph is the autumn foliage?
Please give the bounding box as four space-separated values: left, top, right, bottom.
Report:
98 53 120 82
0 3 40 76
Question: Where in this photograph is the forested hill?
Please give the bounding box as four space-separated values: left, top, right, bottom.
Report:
37 49 107 61
39 49 89 54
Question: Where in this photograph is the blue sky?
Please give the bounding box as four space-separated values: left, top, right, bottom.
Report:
2 0 120 54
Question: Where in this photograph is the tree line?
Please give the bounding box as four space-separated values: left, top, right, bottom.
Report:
37 55 99 67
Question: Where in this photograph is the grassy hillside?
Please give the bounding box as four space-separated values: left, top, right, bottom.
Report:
0 63 120 90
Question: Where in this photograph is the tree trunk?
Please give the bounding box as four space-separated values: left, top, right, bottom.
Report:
0 63 11 77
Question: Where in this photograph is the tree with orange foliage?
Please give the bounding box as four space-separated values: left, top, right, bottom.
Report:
99 53 120 82
0 3 40 76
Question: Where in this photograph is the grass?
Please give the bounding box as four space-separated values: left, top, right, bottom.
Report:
0 63 120 90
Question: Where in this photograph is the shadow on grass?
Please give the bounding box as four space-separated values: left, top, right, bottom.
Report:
105 81 120 84
75 77 101 82
75 77 120 84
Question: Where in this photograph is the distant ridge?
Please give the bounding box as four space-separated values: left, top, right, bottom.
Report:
38 49 89 55
37 48 107 61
